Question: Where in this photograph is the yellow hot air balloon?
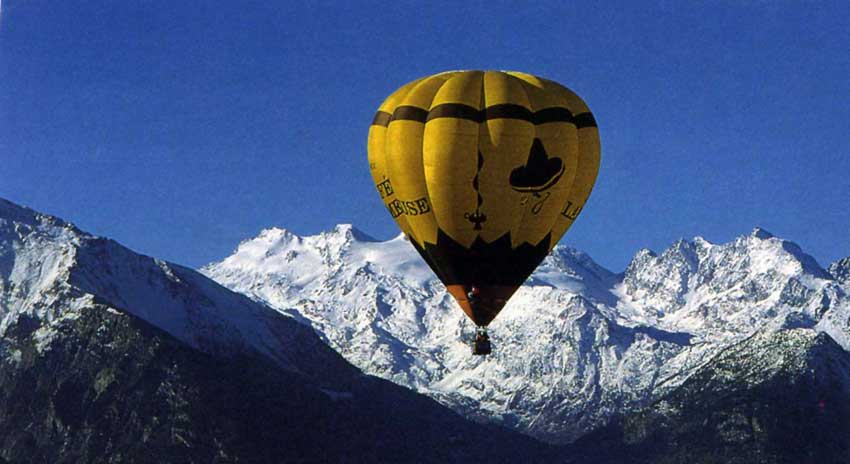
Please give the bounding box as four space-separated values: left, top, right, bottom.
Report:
367 70 600 354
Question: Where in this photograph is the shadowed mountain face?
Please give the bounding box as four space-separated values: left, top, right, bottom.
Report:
0 306 554 463
0 198 552 463
572 329 850 464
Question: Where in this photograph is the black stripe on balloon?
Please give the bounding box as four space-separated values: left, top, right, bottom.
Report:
391 106 428 123
371 111 392 127
371 104 597 127
532 107 573 124
483 104 533 121
426 104 482 122
574 112 597 128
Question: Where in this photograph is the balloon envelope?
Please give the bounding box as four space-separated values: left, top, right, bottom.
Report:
368 70 600 326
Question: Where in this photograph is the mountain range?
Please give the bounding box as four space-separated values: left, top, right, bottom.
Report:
2 196 850 462
203 222 850 444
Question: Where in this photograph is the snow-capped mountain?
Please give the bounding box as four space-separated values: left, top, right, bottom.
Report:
204 223 850 443
4 194 850 458
0 198 554 462
0 198 350 378
615 228 837 342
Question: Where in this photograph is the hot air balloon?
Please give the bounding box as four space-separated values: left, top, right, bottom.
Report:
367 70 600 355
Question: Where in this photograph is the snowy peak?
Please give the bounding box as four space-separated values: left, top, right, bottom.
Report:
739 227 827 278
626 248 657 267
0 198 356 380
255 226 299 243
750 226 774 240
615 229 834 336
549 245 615 278
224 224 378 267
829 257 850 284
328 223 377 242
0 198 71 231
0 199 85 247
622 228 827 293
232 223 378 254
530 245 617 299
220 226 304 272
621 240 700 315
0 200 84 332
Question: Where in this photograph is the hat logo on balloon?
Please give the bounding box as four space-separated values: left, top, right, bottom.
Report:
509 138 565 193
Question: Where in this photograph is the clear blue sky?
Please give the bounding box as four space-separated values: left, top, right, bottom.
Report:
1 0 848 271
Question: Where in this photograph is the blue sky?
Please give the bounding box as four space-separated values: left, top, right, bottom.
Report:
1 0 848 271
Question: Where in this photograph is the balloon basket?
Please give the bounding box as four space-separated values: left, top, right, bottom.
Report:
472 327 492 356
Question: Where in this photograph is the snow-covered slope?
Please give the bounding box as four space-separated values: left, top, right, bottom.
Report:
0 198 353 379
204 223 850 443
